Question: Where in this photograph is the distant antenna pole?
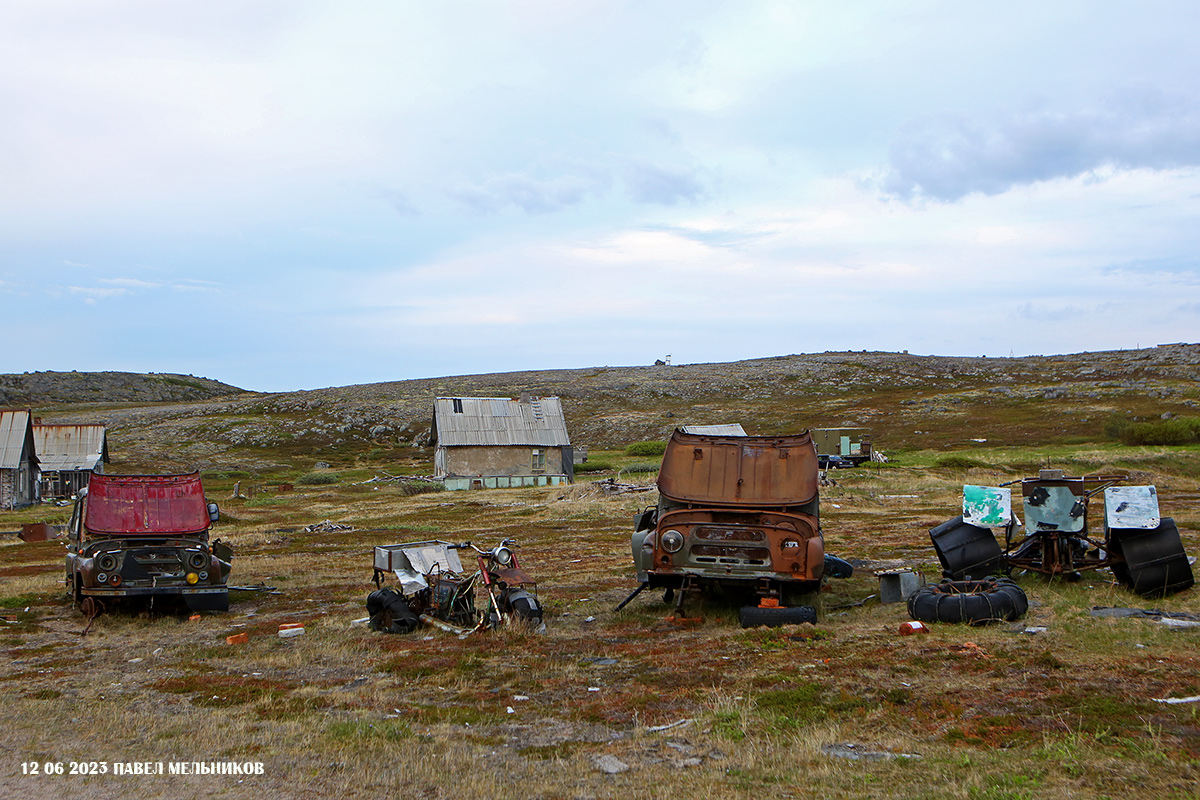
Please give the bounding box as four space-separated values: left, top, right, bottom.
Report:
1009 349 1014 358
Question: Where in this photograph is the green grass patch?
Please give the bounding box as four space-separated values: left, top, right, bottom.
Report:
297 472 341 485
625 440 667 457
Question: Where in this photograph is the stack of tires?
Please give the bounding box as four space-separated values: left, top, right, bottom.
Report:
367 588 420 634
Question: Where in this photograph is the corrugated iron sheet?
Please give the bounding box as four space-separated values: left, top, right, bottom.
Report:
84 472 210 536
0 410 35 470
681 424 747 436
433 397 571 447
657 430 819 506
33 424 108 472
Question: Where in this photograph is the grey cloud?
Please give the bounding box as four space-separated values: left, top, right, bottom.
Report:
884 87 1200 201
620 157 704 205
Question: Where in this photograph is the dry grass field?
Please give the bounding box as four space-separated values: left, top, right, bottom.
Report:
2 350 1199 799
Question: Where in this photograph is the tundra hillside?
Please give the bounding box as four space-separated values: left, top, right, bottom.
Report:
2 346 1198 800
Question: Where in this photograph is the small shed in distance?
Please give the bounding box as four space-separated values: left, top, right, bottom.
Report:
33 422 109 498
431 395 573 490
0 409 39 509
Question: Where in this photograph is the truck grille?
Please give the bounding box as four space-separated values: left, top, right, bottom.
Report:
690 544 771 565
694 526 765 542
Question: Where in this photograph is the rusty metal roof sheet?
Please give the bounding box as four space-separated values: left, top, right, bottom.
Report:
84 472 210 535
433 396 571 447
657 430 819 507
681 424 747 436
0 409 36 470
33 423 108 472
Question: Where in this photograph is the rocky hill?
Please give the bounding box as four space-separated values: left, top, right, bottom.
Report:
0 371 244 407
22 345 1200 474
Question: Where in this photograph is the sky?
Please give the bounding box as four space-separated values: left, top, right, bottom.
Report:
2 1 1199 392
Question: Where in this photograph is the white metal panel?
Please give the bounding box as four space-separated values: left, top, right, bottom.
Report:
1104 485 1161 530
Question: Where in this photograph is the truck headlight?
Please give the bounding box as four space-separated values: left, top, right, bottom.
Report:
98 554 118 572
188 552 208 570
660 530 684 553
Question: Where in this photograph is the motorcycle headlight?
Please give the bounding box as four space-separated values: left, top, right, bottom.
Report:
660 530 684 553
492 546 513 566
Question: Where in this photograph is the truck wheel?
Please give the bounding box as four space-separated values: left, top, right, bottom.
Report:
929 515 1005 580
907 578 1028 625
738 605 817 628
1109 518 1195 597
367 588 419 634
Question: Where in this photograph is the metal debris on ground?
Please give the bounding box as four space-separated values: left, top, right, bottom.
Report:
305 520 355 533
1153 695 1200 705
646 719 693 733
1088 607 1200 621
821 743 922 761
596 477 654 495
355 473 442 485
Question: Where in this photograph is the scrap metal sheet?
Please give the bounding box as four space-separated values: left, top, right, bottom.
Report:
1104 485 1160 530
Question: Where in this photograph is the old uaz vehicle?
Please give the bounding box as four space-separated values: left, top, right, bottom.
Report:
621 429 849 626
65 472 232 613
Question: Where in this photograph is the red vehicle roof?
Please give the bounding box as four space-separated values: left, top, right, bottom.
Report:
657 430 819 507
84 472 211 536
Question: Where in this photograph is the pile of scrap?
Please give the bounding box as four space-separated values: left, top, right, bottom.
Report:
305 520 355 533
597 477 654 496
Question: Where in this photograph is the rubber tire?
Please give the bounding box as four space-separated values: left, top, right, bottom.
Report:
500 588 544 625
367 588 420 633
907 577 1028 625
184 591 229 613
823 554 854 579
1110 518 1195 597
929 515 1005 580
738 604 817 628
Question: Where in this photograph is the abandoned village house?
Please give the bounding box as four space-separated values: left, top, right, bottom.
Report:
431 395 574 490
0 409 39 509
33 422 109 498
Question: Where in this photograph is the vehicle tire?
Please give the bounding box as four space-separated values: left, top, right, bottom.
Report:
738 604 817 628
184 591 229 612
1109 518 1195 597
929 516 1005 580
367 588 419 634
823 554 854 579
500 588 544 625
907 577 1028 625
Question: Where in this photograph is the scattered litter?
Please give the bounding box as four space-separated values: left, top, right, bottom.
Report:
127 658 143 664
188 614 201 623
587 687 601 692
1023 626 1048 635
593 755 630 774
513 695 529 701
1152 695 1200 705
584 616 596 623
585 657 618 666
278 627 305 639
569 559 583 563
279 622 304 631
879 495 919 499
152 648 164 657
349 616 370 626
1090 607 1200 621
304 520 355 533
821 743 922 761
226 633 249 645
647 719 693 733
899 621 929 635
506 706 515 714
1159 618 1200 629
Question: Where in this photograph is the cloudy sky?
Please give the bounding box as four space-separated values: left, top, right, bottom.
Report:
3 1 1199 391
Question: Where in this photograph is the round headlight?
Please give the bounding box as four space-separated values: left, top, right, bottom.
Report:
660 530 684 553
492 546 513 566
188 552 208 570
98 554 118 572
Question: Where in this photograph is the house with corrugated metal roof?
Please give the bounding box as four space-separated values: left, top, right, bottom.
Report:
0 409 39 509
33 423 109 498
431 395 574 490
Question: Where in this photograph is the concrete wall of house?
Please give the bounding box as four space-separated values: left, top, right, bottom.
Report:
440 445 567 478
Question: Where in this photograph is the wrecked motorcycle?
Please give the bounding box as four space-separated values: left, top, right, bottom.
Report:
367 539 544 634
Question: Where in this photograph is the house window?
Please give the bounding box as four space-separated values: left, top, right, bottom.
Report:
531 449 546 472
452 398 463 413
